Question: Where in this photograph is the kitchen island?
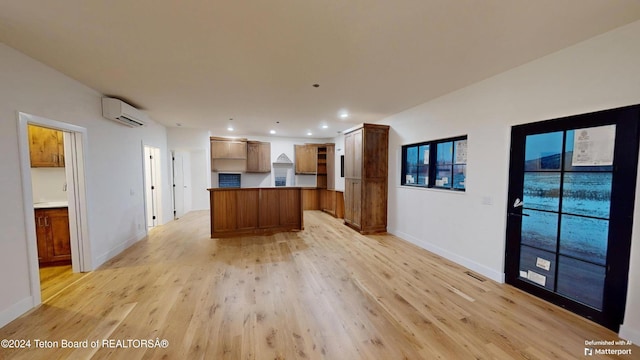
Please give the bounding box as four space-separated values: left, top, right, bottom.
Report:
208 187 303 238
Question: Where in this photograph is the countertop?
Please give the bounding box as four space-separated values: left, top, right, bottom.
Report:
34 201 68 209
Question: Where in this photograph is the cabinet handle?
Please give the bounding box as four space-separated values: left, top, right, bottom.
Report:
53 154 58 163
37 216 43 227
44 216 49 227
59 154 64 165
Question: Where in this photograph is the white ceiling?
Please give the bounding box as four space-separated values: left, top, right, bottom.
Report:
2 1 640 138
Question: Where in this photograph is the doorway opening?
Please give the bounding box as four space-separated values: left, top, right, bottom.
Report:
18 113 91 306
143 145 162 228
505 104 640 331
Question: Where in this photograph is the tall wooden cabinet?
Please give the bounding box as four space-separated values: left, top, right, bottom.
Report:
343 124 389 234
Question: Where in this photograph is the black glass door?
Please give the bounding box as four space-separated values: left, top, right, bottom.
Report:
505 105 640 331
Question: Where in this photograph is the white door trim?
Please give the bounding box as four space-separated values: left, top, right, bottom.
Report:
17 112 92 307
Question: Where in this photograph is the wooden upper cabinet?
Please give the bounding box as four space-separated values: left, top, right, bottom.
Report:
210 137 247 159
246 141 271 173
295 144 317 174
28 124 65 167
343 124 389 234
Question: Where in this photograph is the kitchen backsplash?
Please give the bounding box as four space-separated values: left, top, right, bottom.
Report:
31 168 67 203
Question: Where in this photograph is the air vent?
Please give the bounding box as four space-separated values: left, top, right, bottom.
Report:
465 271 486 282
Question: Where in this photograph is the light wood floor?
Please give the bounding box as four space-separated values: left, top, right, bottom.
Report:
1 210 636 359
39 265 88 303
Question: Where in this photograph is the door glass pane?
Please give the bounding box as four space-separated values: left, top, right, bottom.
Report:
525 131 563 171
562 172 612 218
559 215 608 265
519 246 556 291
521 210 558 252
523 173 560 211
564 130 614 172
557 255 605 310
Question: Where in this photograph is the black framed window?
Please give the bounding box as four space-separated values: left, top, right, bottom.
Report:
401 135 467 191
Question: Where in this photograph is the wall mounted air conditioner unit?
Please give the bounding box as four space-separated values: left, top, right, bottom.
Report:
101 97 146 127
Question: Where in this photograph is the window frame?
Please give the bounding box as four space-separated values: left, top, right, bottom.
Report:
401 135 467 191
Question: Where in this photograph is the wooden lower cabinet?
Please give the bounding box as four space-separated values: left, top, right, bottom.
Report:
35 207 71 266
278 189 302 226
335 192 345 219
209 187 303 237
303 189 345 219
344 179 362 228
302 188 319 210
259 189 280 228
319 189 336 217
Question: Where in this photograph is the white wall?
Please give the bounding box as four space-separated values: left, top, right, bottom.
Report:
167 127 212 211
0 43 171 327
380 20 640 341
332 133 346 191
31 168 67 202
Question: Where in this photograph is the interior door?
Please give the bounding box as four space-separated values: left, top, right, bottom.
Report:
505 105 640 331
144 146 160 228
172 151 185 219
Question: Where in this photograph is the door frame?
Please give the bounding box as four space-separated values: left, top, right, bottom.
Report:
17 112 92 306
505 104 640 331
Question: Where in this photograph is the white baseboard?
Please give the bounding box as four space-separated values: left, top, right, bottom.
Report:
94 230 146 268
0 296 34 328
388 227 505 284
619 324 640 344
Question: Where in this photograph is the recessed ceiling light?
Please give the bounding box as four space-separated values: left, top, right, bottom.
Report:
321 124 329 129
339 111 349 119
270 130 276 134
227 126 234 131
307 131 313 136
